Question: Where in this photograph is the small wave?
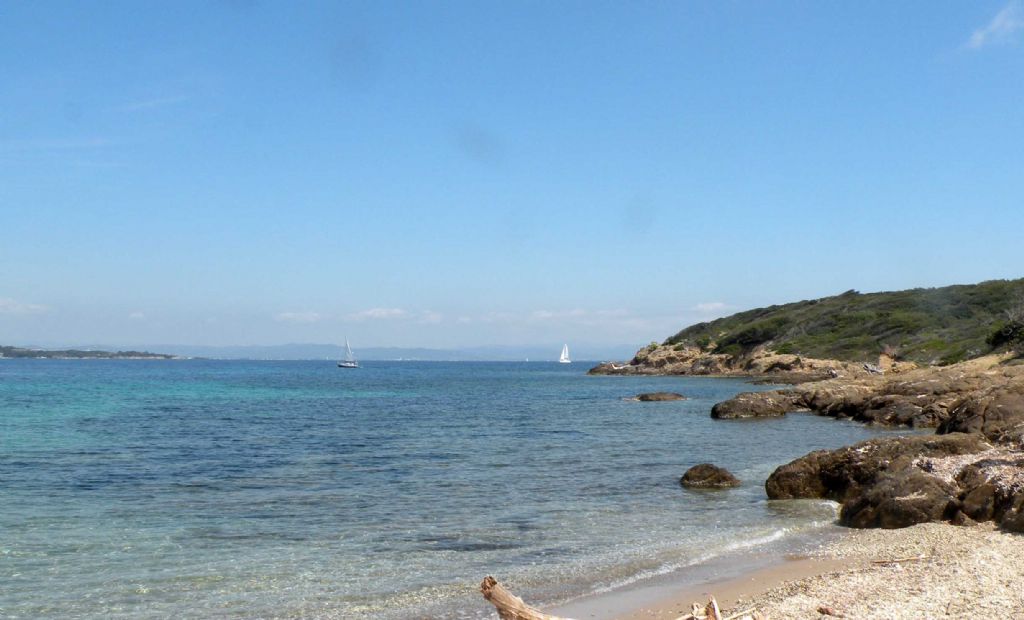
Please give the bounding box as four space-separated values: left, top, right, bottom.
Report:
586 527 793 596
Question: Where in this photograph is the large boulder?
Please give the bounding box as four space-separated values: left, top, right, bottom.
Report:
953 456 1024 530
766 434 989 502
710 391 804 419
758 359 1024 531
839 471 958 528
635 392 686 401
680 463 741 489
937 383 1024 445
762 433 1024 531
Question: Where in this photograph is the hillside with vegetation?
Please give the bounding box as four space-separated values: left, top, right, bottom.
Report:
665 278 1024 365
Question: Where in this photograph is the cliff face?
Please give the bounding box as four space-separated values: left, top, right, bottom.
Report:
588 343 916 382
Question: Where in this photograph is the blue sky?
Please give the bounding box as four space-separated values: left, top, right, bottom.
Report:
2 1 1023 349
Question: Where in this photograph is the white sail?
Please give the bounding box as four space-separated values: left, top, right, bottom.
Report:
339 338 359 368
559 344 571 363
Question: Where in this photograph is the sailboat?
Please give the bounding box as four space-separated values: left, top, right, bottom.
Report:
338 338 359 368
558 344 571 364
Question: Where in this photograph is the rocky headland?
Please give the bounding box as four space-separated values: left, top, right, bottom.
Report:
588 343 917 383
594 348 1024 533
591 280 1024 533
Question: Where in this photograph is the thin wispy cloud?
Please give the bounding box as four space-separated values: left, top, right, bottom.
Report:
530 309 587 321
966 1 1024 49
416 311 444 325
274 311 323 323
693 302 730 313
346 308 407 321
467 308 643 328
128 311 146 320
0 297 50 315
118 95 190 112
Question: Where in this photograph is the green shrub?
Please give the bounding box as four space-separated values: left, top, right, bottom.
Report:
660 278 1024 364
987 320 1024 351
716 343 742 357
716 317 790 351
939 347 969 366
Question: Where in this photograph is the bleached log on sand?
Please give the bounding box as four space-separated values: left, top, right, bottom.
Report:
480 576 571 620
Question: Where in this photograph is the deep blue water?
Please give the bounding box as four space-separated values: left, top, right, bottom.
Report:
0 360 908 618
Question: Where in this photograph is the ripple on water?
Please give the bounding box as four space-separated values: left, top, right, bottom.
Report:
0 360 915 619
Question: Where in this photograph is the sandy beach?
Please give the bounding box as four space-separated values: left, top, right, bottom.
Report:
583 522 1023 619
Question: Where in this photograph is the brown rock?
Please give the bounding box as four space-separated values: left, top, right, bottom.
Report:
635 392 686 402
765 434 989 503
839 471 958 528
959 483 998 522
999 495 1024 532
950 510 978 526
937 383 1024 444
710 391 804 419
680 463 741 489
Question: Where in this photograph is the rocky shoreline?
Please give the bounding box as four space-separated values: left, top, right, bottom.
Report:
595 348 1024 533
588 343 917 383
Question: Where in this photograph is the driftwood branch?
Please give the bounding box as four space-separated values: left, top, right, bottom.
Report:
480 576 570 620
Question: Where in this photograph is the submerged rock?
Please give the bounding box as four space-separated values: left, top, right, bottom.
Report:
635 392 686 401
680 463 741 489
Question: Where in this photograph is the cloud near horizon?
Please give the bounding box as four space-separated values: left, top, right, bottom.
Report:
416 311 444 324
345 307 408 321
274 311 323 323
966 1 1024 49
693 302 730 313
0 297 50 316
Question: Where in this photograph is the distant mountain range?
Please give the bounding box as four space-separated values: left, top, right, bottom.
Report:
6 343 641 362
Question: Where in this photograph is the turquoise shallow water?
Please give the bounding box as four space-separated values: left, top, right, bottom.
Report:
0 360 907 618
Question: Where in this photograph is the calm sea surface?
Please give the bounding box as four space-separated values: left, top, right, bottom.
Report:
0 360 906 618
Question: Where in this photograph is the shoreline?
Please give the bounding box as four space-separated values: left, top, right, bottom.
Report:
544 523 853 620
543 521 1024 619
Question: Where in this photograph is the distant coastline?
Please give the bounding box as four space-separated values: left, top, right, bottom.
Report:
0 345 175 360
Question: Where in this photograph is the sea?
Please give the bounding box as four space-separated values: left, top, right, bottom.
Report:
0 360 911 619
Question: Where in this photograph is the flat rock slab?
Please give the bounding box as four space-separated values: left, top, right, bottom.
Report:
680 463 741 488
635 392 686 401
